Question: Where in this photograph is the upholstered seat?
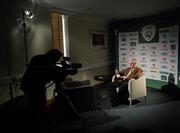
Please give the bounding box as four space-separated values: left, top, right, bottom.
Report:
128 75 147 107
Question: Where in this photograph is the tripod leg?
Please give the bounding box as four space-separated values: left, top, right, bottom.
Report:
54 85 87 127
63 93 87 128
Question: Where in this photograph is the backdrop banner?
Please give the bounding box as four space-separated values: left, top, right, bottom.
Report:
118 25 178 84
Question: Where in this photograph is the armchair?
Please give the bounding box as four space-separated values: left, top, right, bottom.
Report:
128 75 147 108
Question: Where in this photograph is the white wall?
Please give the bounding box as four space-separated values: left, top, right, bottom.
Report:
68 16 112 85
0 1 52 104
10 6 52 76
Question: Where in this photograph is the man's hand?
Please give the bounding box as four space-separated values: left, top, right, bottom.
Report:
121 76 127 80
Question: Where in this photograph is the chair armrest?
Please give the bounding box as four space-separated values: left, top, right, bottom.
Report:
128 78 135 82
112 75 115 82
128 75 147 100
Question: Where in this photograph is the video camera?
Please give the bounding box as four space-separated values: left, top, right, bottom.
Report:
54 56 82 93
62 57 82 69
56 56 82 76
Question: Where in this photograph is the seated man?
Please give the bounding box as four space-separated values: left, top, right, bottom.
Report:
108 68 122 105
108 58 143 106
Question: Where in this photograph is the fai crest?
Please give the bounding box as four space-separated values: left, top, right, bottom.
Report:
141 25 156 42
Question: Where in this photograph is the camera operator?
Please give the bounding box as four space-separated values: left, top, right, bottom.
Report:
20 49 76 124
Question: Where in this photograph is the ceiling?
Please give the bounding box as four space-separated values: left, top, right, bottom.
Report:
35 0 180 20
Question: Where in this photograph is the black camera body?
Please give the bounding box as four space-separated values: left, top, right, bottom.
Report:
54 57 82 93
57 56 82 76
62 57 82 69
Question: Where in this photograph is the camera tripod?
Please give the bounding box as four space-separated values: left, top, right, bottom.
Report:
47 82 87 127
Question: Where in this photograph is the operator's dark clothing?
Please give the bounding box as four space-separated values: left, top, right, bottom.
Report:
20 51 66 123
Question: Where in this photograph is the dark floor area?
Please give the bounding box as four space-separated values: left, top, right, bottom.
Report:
1 85 180 133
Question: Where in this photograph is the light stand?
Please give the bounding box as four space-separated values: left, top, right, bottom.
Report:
22 9 28 67
21 9 34 67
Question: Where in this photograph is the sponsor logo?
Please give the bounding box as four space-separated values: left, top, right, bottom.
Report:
170 45 176 50
161 75 167 81
121 53 127 56
152 64 156 67
151 59 157 62
161 41 168 43
163 44 167 48
169 63 176 70
141 53 147 56
171 65 175 69
121 64 127 67
162 34 166 39
131 51 135 55
142 57 145 60
161 52 168 56
150 46 157 50
141 57 147 61
170 26 178 33
169 51 176 57
130 42 136 47
159 71 168 75
129 38 137 41
150 75 158 78
169 40 175 43
169 33 177 37
150 70 158 73
163 57 167 61
152 51 156 55
150 64 157 70
121 38 126 41
170 60 176 63
129 33 137 36
139 45 148 50
130 48 137 50
120 48 126 50
169 69 176 72
140 64 147 67
160 44 168 50
120 43 127 46
120 61 127 63
161 65 168 69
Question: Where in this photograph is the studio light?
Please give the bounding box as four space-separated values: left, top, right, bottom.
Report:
24 10 34 19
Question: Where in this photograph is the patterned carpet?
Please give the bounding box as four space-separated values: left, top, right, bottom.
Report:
1 87 180 133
